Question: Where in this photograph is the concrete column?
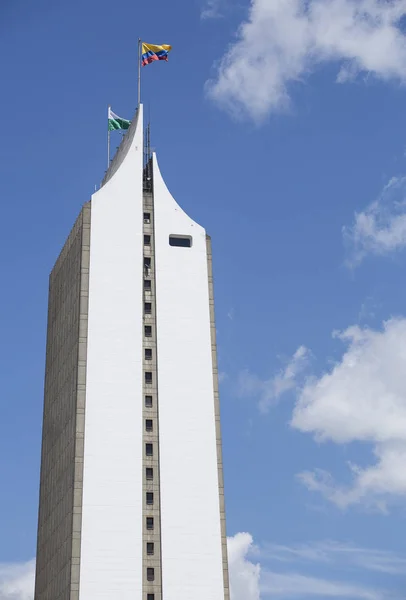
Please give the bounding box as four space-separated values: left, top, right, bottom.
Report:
142 179 163 600
206 235 231 600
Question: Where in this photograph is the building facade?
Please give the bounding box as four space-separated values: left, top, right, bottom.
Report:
34 105 230 600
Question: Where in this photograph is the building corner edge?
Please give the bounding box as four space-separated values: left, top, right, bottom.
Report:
206 234 230 600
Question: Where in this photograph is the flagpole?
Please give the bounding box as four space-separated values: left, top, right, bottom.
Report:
107 104 111 170
138 38 141 107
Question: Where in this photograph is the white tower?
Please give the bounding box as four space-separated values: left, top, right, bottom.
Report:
34 105 230 600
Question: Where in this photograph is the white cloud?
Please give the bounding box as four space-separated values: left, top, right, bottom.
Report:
358 297 379 322
206 0 406 122
227 533 389 599
0 560 35 600
228 533 392 600
343 176 406 266
239 345 311 412
228 533 261 600
292 317 406 509
201 0 223 19
227 307 235 320
219 371 228 383
263 540 406 575
261 570 383 599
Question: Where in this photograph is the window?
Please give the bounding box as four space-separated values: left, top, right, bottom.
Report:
146 491 154 505
144 212 151 224
144 257 151 268
146 443 153 456
146 517 154 530
144 325 152 337
144 302 152 314
147 594 155 600
145 395 153 408
146 542 154 555
144 234 151 245
145 419 153 432
169 235 192 248
145 372 152 384
145 348 152 360
147 568 155 582
144 279 151 291
146 467 153 480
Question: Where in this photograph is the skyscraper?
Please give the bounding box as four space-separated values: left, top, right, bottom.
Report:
34 105 230 600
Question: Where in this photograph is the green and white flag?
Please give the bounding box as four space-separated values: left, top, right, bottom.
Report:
108 107 131 131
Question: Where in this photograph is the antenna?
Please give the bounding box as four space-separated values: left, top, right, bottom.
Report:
148 122 151 160
147 122 151 182
143 123 148 168
143 122 153 192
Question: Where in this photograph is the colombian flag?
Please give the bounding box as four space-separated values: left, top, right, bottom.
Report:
141 42 172 66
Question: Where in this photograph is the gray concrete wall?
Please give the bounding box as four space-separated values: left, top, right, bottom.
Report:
206 235 231 600
34 203 90 600
143 186 163 600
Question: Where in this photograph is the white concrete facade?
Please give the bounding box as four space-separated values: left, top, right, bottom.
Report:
79 107 144 599
154 157 225 600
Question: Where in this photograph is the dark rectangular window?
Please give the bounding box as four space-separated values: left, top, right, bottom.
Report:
146 467 153 480
169 235 192 248
144 325 152 337
146 491 154 505
145 395 153 408
145 348 152 360
144 279 151 291
145 372 152 384
147 568 155 582
146 517 154 530
146 443 153 456
144 302 152 314
144 256 151 268
144 212 151 224
146 542 154 555
147 594 155 600
145 419 153 432
144 234 151 245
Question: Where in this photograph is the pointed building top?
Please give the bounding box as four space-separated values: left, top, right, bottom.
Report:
102 104 143 188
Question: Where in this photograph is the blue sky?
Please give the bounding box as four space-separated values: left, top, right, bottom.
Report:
2 0 406 598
